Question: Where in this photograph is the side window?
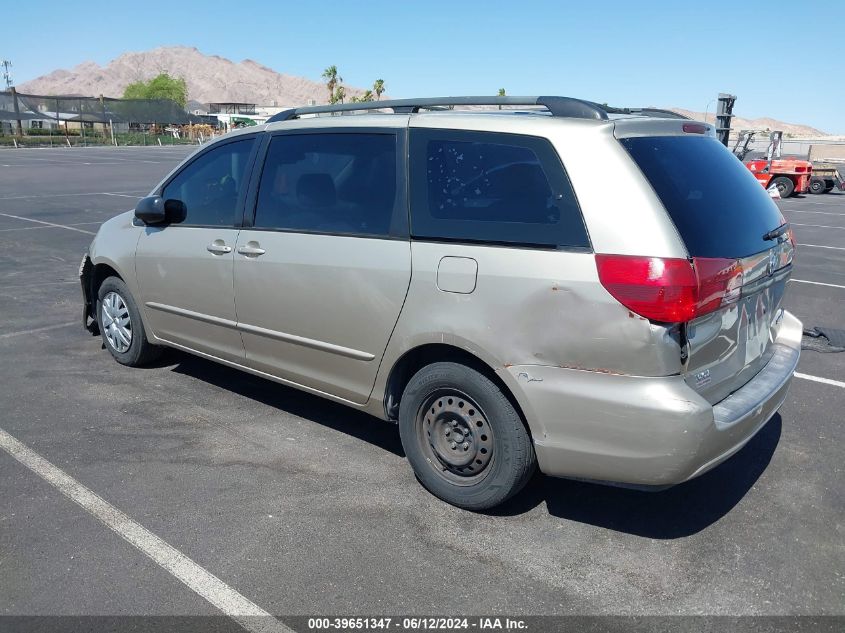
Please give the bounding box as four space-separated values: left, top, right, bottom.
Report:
162 138 254 227
253 133 399 237
410 129 589 248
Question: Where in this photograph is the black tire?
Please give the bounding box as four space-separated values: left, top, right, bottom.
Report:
96 276 163 367
809 177 826 195
398 362 536 510
771 176 795 198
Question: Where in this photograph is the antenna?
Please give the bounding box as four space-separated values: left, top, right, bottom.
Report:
1 59 12 89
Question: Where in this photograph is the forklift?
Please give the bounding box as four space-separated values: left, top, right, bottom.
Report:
731 130 813 197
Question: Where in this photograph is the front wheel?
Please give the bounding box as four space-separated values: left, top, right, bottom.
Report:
771 176 795 198
96 276 163 366
398 362 536 510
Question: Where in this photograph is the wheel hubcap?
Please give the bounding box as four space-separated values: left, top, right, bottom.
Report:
417 390 493 484
101 291 132 353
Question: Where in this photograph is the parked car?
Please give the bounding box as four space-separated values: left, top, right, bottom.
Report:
80 96 801 510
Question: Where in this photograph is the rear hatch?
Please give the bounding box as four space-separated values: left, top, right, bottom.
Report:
619 132 795 404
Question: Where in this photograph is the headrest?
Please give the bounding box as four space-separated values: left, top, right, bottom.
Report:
297 173 336 208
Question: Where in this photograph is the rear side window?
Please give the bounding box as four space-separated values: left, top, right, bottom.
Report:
410 129 589 248
162 138 254 226
253 133 400 237
621 136 785 258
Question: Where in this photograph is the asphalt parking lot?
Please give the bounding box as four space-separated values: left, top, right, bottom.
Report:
0 146 843 626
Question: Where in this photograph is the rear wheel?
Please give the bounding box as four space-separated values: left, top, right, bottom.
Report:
96 276 163 367
809 177 826 194
398 362 536 510
771 176 795 198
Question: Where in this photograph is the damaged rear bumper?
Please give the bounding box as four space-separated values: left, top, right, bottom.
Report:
504 310 802 487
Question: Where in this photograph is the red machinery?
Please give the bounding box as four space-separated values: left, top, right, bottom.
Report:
733 130 812 197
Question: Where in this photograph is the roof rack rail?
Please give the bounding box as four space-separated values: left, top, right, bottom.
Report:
266 96 610 123
264 97 691 123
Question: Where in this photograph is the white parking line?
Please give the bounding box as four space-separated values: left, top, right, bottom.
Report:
0 427 291 633
791 223 845 230
790 279 845 289
797 243 845 251
0 322 77 340
0 213 96 235
795 373 845 389
782 199 845 206
0 221 102 233
0 191 147 201
782 209 845 216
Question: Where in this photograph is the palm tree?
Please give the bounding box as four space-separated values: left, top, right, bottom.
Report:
360 89 374 102
321 66 341 103
498 88 506 96
373 79 385 101
334 85 346 104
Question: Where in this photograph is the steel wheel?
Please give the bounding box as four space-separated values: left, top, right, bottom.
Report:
416 389 494 486
100 291 132 353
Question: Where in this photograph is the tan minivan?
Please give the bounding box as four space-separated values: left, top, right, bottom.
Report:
80 96 801 509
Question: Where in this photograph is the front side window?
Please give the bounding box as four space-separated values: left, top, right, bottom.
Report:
162 138 254 226
253 133 399 237
410 129 589 248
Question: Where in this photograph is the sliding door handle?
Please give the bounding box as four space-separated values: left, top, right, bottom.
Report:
237 242 266 257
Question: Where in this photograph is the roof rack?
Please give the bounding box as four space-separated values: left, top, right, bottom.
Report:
265 96 691 123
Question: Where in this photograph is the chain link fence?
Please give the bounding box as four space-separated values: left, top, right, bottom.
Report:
0 90 218 147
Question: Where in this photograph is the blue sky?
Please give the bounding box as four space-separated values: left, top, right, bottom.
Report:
4 0 843 132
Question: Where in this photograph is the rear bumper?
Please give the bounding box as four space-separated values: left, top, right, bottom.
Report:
507 310 802 487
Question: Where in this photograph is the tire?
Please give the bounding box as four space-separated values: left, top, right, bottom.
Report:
809 177 826 195
824 186 834 193
96 276 163 367
771 176 795 198
398 362 536 510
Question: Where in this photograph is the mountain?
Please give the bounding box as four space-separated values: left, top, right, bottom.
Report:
669 108 827 138
17 47 829 136
17 46 369 107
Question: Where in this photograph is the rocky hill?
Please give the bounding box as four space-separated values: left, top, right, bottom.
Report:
18 46 368 106
17 47 830 135
670 108 826 138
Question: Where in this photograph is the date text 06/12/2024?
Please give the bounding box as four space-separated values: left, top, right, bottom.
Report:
307 618 528 630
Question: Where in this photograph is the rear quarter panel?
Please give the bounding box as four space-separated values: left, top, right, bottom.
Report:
371 242 685 437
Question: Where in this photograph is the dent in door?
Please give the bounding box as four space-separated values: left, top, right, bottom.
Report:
437 256 478 294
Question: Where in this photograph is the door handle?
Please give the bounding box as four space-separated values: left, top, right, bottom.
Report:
206 240 232 255
237 242 266 257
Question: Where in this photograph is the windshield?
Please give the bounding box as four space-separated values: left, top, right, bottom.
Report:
621 135 785 258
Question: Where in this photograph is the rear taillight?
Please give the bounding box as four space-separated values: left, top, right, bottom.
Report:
595 255 743 323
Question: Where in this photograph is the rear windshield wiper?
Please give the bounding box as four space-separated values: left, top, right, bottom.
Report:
763 223 790 241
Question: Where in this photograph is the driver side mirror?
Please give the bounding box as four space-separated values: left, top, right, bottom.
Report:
163 199 187 224
134 196 187 225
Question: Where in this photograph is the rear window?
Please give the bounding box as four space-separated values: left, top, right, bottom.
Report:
621 136 784 258
410 129 589 249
